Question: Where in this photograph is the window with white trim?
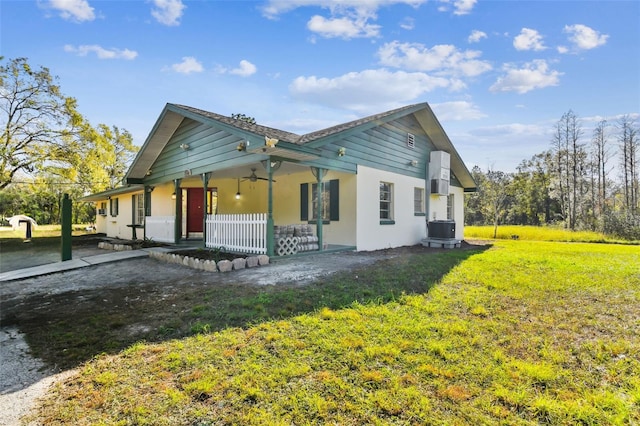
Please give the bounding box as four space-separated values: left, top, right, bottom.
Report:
414 187 425 215
447 194 455 220
133 193 145 225
379 182 393 221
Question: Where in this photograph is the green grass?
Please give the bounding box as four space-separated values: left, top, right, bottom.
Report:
33 241 640 425
464 224 633 243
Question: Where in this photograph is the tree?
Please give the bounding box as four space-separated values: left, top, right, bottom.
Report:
550 110 587 230
231 113 256 125
0 57 75 190
591 120 612 218
618 115 639 214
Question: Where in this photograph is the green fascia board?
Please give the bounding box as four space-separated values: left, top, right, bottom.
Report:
80 184 144 202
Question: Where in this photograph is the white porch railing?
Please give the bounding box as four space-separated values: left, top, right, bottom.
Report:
145 216 175 243
206 213 267 254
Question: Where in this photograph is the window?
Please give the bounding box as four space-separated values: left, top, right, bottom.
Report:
447 194 455 220
109 197 119 217
300 180 339 222
414 187 425 215
98 202 107 216
312 183 330 221
207 189 218 215
133 193 145 225
379 182 393 222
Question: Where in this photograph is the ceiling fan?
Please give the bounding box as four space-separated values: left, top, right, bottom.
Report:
242 168 275 182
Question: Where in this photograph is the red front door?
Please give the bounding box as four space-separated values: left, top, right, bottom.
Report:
187 188 204 233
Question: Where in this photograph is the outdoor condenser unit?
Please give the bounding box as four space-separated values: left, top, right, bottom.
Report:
428 220 456 239
429 151 450 196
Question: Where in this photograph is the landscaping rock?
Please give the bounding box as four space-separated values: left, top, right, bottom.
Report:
217 260 232 272
257 255 270 266
231 258 246 270
246 256 259 268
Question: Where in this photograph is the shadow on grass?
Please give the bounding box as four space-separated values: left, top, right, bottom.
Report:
2 244 490 375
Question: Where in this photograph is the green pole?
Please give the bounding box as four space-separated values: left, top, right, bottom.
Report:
61 193 72 261
202 173 210 249
316 168 325 251
174 179 182 244
266 160 275 257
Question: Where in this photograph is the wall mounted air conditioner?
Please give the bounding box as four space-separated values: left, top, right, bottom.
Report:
431 179 449 195
98 209 107 216
429 151 450 195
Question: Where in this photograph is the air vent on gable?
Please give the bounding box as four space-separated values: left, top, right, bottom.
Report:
407 133 415 149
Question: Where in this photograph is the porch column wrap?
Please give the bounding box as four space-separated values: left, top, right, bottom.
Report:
202 172 211 249
266 160 274 257
316 168 326 251
174 178 182 244
144 185 152 240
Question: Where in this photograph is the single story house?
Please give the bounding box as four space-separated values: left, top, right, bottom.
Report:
82 102 476 256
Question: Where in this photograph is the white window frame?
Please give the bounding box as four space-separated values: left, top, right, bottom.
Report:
133 193 145 225
379 182 394 222
447 194 455 220
414 187 425 215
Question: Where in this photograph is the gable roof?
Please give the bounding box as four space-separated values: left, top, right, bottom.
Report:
125 102 476 190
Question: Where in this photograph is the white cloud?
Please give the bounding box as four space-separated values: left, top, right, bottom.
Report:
400 17 415 30
557 45 569 54
261 1 427 19
64 44 137 60
468 30 487 43
377 41 492 77
431 101 486 121
46 0 95 22
490 60 562 94
451 0 476 15
151 0 185 26
229 60 257 77
168 57 203 74
289 69 451 112
513 28 546 51
563 24 608 50
307 15 381 39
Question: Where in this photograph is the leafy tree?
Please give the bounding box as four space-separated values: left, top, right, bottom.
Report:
231 113 256 124
483 169 513 238
0 57 76 190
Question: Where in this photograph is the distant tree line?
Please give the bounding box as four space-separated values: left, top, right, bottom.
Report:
0 57 138 224
465 110 640 240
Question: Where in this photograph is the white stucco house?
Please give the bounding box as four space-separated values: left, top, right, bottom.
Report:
82 103 476 256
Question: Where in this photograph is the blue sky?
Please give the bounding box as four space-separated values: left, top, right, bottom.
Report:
2 0 639 171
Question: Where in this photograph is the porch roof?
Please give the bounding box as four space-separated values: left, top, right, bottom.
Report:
80 184 144 202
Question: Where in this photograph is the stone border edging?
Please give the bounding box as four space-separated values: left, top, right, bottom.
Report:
148 250 269 273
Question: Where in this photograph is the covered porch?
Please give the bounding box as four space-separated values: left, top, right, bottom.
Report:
143 160 357 257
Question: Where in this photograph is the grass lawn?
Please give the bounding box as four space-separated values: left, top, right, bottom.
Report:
464 224 635 244
33 240 639 425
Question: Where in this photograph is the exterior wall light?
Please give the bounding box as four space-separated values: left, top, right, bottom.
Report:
337 147 346 157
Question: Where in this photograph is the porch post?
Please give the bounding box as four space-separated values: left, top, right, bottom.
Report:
143 185 153 240
202 172 210 249
315 168 325 251
174 178 182 244
266 160 275 257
